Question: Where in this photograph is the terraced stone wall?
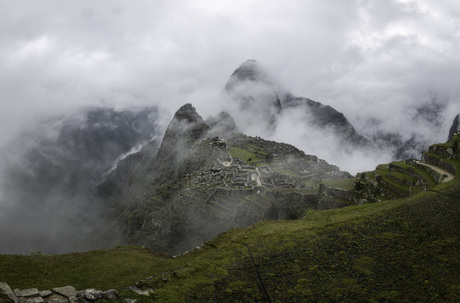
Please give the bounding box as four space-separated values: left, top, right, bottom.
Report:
375 175 410 198
389 163 421 180
413 162 445 184
421 153 456 176
319 185 355 201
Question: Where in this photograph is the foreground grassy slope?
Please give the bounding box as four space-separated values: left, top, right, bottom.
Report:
0 247 172 290
1 179 459 302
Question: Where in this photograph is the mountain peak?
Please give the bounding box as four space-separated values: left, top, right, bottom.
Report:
224 59 268 91
173 103 202 123
156 103 209 160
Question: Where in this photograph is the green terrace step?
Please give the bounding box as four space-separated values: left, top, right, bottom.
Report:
387 171 417 186
389 161 437 188
376 170 411 198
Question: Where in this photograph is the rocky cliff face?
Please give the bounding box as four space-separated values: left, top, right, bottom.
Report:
156 103 209 161
448 114 459 141
205 111 238 135
98 103 353 255
224 60 282 133
224 60 367 146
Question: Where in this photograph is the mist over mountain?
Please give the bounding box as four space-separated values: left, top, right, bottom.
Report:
97 103 352 255
224 60 365 145
0 60 457 255
221 60 385 172
0 106 161 254
219 60 460 173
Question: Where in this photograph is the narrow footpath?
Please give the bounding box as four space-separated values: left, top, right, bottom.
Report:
416 161 454 183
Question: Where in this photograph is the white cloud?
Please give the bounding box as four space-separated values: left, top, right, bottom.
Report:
0 0 458 168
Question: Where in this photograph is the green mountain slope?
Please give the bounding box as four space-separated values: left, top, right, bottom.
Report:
1 182 458 302
1 135 459 302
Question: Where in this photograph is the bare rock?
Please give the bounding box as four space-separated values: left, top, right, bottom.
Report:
52 287 76 299
127 287 149 296
81 289 102 301
38 291 51 298
0 282 17 303
47 298 66 303
101 290 118 301
13 289 39 298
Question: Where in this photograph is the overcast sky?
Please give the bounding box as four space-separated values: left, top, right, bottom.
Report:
1 0 459 146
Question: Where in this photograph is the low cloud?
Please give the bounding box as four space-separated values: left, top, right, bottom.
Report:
0 0 459 253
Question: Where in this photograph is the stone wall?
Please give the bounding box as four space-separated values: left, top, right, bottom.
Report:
389 163 421 181
265 190 318 219
0 283 125 303
413 161 445 184
386 172 414 186
375 176 410 198
421 153 456 176
428 145 458 159
318 184 355 201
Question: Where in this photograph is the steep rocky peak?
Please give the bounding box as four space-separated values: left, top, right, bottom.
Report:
229 59 263 82
156 103 209 159
448 114 459 141
224 59 273 92
172 103 203 124
205 111 238 134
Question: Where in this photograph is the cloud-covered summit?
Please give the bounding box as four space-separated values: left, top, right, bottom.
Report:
1 1 458 148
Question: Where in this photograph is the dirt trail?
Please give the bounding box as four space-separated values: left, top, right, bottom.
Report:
417 161 454 183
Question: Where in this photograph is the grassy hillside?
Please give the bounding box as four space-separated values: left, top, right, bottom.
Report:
1 136 460 302
1 180 459 302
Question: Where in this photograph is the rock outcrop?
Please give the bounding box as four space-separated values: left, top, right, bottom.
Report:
156 103 209 161
0 283 120 303
224 60 282 133
448 114 460 141
224 59 367 146
205 111 238 135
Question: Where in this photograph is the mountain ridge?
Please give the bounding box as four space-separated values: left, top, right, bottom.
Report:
97 103 354 255
224 59 368 147
1 133 458 301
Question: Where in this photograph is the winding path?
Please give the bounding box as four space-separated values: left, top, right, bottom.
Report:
416 161 454 183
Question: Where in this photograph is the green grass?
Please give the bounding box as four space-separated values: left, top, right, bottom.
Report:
355 171 376 180
412 166 438 188
390 161 411 169
0 246 173 290
1 182 459 301
433 133 460 148
380 175 410 196
273 168 299 177
322 178 355 190
228 147 259 164
388 171 417 183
